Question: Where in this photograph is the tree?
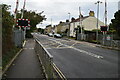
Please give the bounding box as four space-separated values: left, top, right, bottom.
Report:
17 10 46 31
110 10 120 39
16 10 46 37
38 28 44 34
2 4 14 54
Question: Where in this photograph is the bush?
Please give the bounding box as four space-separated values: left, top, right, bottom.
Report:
2 47 20 70
25 30 33 38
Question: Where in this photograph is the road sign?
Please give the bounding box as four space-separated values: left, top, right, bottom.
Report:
16 19 30 27
106 35 111 40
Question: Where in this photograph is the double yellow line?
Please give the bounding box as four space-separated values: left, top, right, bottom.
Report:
53 63 67 80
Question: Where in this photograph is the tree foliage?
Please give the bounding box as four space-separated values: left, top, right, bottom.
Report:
2 4 14 54
17 10 46 31
38 28 44 34
16 10 46 37
110 10 120 38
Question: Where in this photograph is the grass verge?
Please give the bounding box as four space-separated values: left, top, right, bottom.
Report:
2 46 20 71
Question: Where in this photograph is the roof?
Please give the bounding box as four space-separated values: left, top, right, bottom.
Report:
57 22 69 26
71 16 89 23
46 25 52 28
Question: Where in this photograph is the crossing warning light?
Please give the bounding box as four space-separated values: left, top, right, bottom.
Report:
100 26 108 32
16 19 30 27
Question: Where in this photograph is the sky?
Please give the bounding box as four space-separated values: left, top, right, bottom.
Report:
1 0 120 29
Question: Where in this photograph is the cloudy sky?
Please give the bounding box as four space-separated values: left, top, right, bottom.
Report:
1 0 120 28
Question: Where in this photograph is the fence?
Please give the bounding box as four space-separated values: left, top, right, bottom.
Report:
111 40 120 49
77 33 120 49
98 34 120 49
77 34 86 41
13 30 25 48
34 38 53 78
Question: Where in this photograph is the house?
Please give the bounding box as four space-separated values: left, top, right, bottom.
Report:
55 20 69 35
70 11 105 37
54 25 58 33
44 25 52 34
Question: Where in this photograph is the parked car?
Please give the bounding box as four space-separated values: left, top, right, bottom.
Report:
54 33 62 38
48 33 53 37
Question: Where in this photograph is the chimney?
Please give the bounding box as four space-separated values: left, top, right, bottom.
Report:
71 17 75 22
66 19 69 22
59 21 62 24
89 11 95 17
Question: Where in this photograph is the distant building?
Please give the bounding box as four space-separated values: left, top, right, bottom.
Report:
118 1 120 10
70 11 104 37
55 21 69 35
44 25 52 34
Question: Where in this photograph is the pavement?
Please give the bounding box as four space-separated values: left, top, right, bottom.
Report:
2 39 45 79
34 34 119 78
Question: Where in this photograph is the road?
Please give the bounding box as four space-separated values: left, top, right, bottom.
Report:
34 33 119 78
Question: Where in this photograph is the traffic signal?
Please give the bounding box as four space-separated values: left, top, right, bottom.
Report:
16 19 30 27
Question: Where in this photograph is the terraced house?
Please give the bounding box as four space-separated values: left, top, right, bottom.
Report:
55 20 69 36
70 11 104 37
44 25 52 34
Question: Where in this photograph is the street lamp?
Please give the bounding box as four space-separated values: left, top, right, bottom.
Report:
68 12 71 37
95 1 102 43
68 13 71 21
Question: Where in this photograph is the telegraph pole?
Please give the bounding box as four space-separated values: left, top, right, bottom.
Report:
95 1 102 43
79 7 83 40
68 12 71 37
105 0 107 27
51 18 53 33
51 18 52 27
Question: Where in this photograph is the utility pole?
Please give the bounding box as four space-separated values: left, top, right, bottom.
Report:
68 12 71 37
79 7 83 40
51 18 52 27
103 0 108 45
105 0 107 27
95 1 102 43
51 18 53 33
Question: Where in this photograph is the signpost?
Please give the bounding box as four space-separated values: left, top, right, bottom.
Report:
100 26 108 32
100 26 108 45
106 35 111 41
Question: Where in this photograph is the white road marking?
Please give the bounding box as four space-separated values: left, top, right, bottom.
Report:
70 42 78 47
48 38 104 59
23 48 34 50
46 48 52 49
46 47 71 49
56 44 63 48
36 34 103 59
